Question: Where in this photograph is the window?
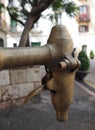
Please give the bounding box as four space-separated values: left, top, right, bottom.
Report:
80 5 87 14
79 25 89 32
11 18 17 32
9 0 14 6
9 0 13 3
79 5 90 22
0 38 4 47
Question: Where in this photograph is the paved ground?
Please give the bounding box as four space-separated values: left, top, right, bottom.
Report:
0 85 95 130
85 59 95 85
0 59 95 130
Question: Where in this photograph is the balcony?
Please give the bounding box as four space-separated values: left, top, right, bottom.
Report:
78 0 88 1
78 13 90 22
77 4 90 23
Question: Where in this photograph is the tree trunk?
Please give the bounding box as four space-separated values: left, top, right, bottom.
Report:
19 0 55 47
19 14 40 47
19 16 33 47
25 34 30 47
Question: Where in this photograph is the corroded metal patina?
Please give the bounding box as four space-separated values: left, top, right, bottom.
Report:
0 25 80 122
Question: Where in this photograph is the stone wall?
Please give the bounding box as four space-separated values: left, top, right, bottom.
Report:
0 66 46 109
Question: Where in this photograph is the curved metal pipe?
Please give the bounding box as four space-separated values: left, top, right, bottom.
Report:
0 25 80 122
0 45 52 70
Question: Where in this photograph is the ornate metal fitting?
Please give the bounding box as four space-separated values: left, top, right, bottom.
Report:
0 25 80 122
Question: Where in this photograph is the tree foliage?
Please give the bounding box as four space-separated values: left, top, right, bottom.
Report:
78 51 90 71
49 0 79 24
7 0 79 46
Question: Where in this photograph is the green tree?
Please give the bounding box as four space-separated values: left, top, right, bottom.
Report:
49 0 79 24
78 51 90 71
7 0 78 47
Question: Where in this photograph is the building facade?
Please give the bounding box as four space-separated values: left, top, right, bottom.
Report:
0 0 95 56
75 0 95 56
0 0 8 47
64 0 95 56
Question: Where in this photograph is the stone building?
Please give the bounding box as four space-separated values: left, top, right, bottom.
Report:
0 0 8 47
75 0 95 55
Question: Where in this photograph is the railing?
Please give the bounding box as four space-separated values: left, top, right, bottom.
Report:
78 13 90 22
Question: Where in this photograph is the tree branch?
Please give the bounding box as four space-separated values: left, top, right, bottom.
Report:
19 0 56 47
20 1 29 16
32 0 56 15
8 11 25 26
28 0 35 6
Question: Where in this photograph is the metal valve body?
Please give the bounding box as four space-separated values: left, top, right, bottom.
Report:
0 25 80 121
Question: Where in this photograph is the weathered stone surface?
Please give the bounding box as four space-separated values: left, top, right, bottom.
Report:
10 69 27 84
26 67 41 82
0 101 10 109
1 85 19 101
0 67 42 105
40 66 46 78
19 83 34 98
34 81 42 88
0 70 10 86
0 86 1 101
